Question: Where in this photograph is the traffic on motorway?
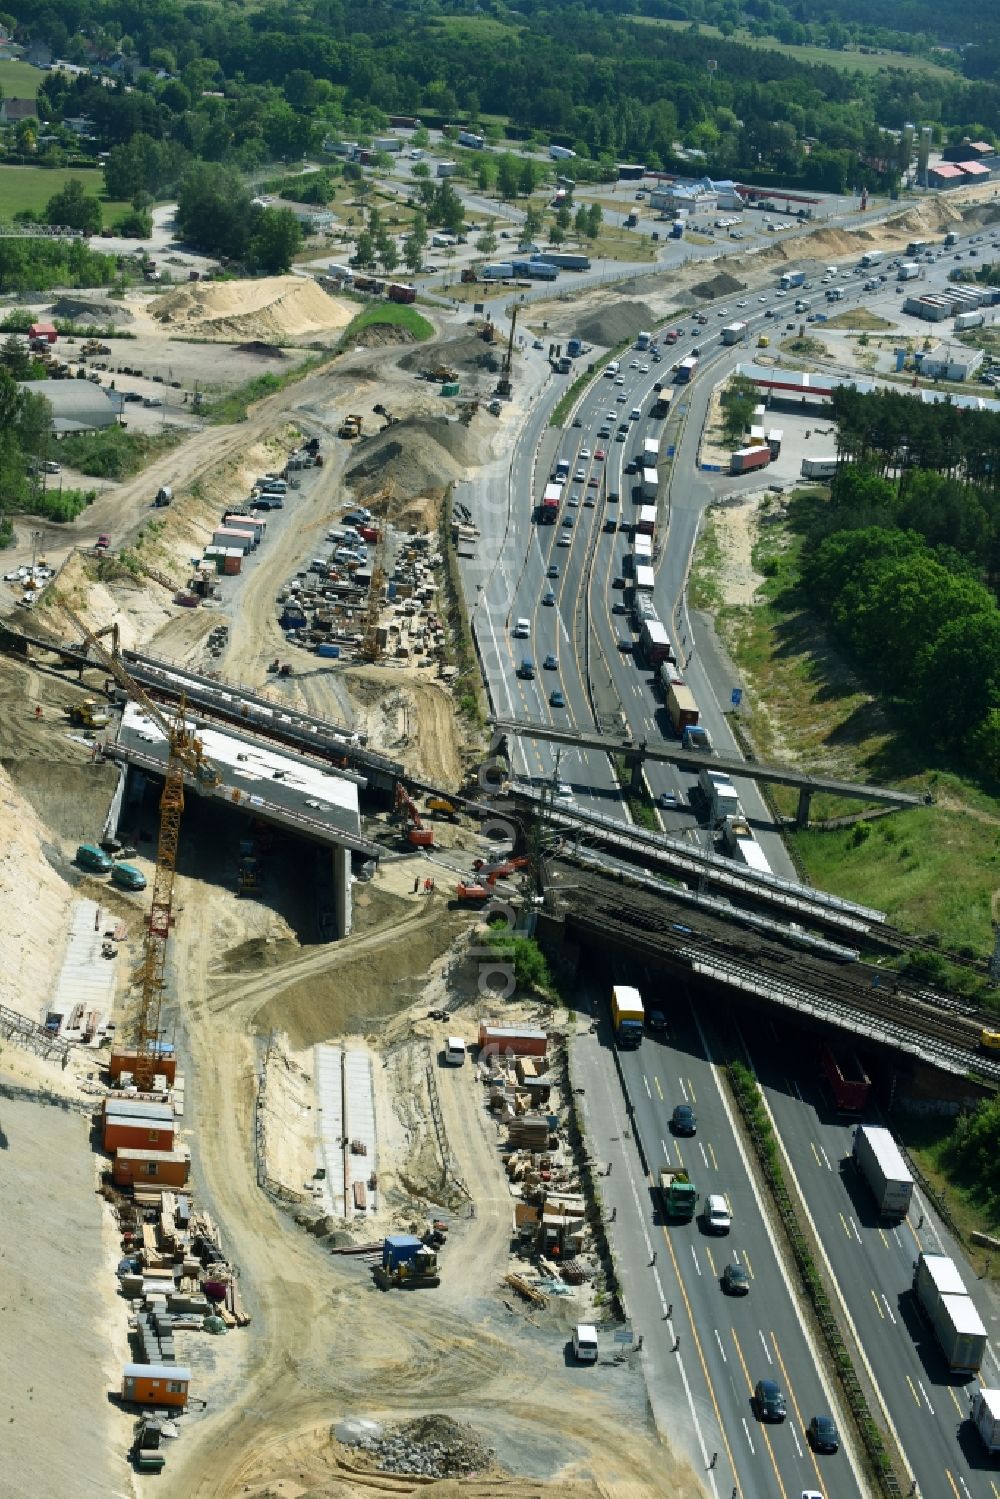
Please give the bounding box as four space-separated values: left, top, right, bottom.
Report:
459 215 1000 1499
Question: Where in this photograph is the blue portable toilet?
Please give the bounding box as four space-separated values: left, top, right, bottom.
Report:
383 1234 423 1271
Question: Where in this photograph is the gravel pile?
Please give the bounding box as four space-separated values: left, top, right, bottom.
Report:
354 1414 497 1477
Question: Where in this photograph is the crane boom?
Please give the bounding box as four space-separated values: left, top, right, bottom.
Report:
53 599 219 1086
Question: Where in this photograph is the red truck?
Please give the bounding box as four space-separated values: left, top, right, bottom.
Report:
822 1043 871 1112
95 533 111 552
730 446 771 475
387 282 416 305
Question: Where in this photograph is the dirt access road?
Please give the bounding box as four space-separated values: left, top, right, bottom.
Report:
160 873 692 1499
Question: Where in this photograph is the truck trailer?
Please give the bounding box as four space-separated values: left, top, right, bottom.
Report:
722 321 748 345
821 1044 871 1112
611 985 644 1048
731 446 771 476
666 680 699 734
800 456 839 480
641 467 658 501
912 1252 987 1374
971 1389 1000 1454
852 1124 913 1218
700 768 741 825
898 262 921 282
639 618 673 666
780 270 806 290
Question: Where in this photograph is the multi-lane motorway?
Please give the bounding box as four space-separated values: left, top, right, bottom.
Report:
457 217 1000 1499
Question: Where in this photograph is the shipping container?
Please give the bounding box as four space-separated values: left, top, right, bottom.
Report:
801 457 839 479
388 283 416 304
103 1105 175 1153
821 1044 871 1112
954 310 984 330
478 1024 548 1058
531 252 591 272
852 1124 913 1218
482 262 514 280
109 1047 177 1085
212 527 253 553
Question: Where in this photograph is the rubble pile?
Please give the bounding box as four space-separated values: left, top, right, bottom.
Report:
355 1414 497 1478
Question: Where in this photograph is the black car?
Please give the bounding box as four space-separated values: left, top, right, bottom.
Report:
808 1415 839 1454
755 1379 786 1423
671 1103 696 1136
647 1008 668 1033
722 1262 750 1296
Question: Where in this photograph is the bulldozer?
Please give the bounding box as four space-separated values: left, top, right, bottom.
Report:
67 698 110 730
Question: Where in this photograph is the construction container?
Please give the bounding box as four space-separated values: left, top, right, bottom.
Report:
219 524 258 550
202 546 227 573
478 1024 548 1059
222 550 243 576
103 1099 175 1153
211 527 253 553
121 1364 191 1408
441 381 460 397
109 1048 177 1085
316 642 341 658
223 514 265 542
113 1148 190 1188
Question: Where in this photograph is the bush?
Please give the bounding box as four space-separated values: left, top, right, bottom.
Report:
56 427 181 479
486 924 552 993
33 486 94 522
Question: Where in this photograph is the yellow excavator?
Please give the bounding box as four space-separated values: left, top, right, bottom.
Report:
67 698 110 729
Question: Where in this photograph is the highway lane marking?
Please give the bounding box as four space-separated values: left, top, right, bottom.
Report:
698 1141 709 1169
848 1215 862 1245
654 1076 664 1101
656 1179 743 1496
906 1374 920 1407
705 1246 717 1277
990 1480 999 1499
740 1417 755 1457
838 1211 852 1240
817 1143 832 1171
742 1251 754 1280
731 1329 788 1495
944 1470 961 1499
917 1379 935 1416
878 1228 890 1250
768 1332 826 1493
948 1387 964 1415
787 1422 803 1460
957 1475 972 1499
810 1141 823 1169
707 1142 718 1171
690 1243 702 1276
757 1329 773 1364
714 1328 728 1364
870 1288 885 1321
643 1075 651 1099
660 1137 669 1161
790 1078 804 1101
880 1293 896 1326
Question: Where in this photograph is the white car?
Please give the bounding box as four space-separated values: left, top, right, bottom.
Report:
704 1194 732 1234
557 534 571 547
579 447 590 460
638 363 649 373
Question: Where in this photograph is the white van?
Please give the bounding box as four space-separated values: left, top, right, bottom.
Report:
259 477 287 493
573 1324 599 1363
445 1037 467 1066
605 360 620 378
512 617 530 639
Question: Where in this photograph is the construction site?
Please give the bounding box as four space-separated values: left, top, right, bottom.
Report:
0 256 690 1499
10 183 998 1498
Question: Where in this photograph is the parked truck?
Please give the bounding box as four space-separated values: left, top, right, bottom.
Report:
954 310 984 331
659 1165 698 1221
800 456 839 480
670 219 684 239
912 1251 987 1375
821 1043 871 1112
730 446 770 476
970 1389 1000 1454
667 680 699 734
852 1124 913 1218
610 984 644 1048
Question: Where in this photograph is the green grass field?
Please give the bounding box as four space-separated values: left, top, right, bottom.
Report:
634 18 955 79
0 56 45 97
343 302 434 341
0 165 130 225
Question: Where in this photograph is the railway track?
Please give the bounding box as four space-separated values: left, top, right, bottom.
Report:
550 863 1000 1080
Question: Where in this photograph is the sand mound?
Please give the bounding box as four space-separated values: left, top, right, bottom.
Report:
151 275 353 342
689 270 745 301
574 299 655 347
51 294 133 325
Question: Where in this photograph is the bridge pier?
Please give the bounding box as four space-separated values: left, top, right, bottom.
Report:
796 786 812 829
626 754 645 795
332 845 352 937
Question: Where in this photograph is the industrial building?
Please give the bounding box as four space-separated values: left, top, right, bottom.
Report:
734 362 1000 416
20 379 124 434
915 343 984 382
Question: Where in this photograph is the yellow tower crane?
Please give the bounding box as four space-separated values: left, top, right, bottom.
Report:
55 601 220 1089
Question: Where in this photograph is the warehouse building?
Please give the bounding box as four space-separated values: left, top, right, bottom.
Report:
20 379 124 434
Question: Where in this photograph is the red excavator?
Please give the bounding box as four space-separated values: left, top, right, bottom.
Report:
395 782 434 848
455 856 529 902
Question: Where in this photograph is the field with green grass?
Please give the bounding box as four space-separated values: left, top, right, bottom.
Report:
690 489 1000 959
343 302 434 341
0 56 45 96
0 165 130 226
633 17 956 79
